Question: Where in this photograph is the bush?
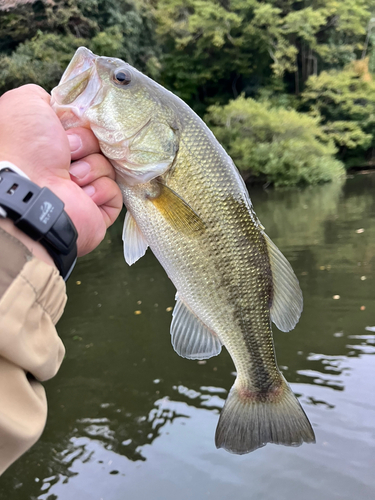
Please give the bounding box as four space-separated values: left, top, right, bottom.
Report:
205 95 345 187
301 62 375 167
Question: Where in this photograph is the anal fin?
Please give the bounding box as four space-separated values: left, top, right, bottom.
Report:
122 211 148 265
171 294 222 360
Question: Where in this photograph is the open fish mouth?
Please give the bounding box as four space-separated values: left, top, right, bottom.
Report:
51 47 150 152
52 48 176 185
51 47 104 128
61 46 97 83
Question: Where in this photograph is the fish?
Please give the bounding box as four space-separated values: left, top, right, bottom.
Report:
51 47 315 454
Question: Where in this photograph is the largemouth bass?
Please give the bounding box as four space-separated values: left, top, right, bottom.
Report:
51 47 315 454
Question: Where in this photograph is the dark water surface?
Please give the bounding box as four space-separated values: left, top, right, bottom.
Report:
1 174 375 499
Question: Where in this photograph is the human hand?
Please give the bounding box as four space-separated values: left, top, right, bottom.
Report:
0 84 123 256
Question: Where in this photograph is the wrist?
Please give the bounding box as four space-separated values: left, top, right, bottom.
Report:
0 163 78 280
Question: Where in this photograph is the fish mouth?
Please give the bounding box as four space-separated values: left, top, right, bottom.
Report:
51 47 103 127
52 47 170 185
61 46 97 84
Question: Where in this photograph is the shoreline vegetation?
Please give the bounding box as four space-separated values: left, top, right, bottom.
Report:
1 0 375 187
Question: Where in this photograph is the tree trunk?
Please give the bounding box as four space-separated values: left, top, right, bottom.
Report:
295 63 300 95
301 42 306 82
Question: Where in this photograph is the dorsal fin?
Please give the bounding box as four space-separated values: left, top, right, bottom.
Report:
171 294 222 359
122 211 148 265
264 234 303 332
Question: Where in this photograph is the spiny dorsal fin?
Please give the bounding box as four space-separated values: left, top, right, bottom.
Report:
122 211 148 266
264 233 303 332
171 294 222 359
149 182 206 235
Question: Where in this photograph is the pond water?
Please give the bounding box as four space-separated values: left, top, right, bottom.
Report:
1 173 375 500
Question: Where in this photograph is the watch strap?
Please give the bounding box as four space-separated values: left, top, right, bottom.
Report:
0 164 78 281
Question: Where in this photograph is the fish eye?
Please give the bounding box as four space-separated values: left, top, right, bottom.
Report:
113 69 132 86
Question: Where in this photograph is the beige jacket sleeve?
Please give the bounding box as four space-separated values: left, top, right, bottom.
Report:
0 227 67 474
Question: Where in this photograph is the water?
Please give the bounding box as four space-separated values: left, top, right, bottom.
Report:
1 174 375 499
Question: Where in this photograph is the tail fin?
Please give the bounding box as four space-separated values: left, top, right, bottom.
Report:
215 378 315 454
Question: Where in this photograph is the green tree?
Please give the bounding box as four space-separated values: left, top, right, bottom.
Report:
0 0 159 93
154 0 273 111
242 0 375 92
0 0 96 53
0 32 86 93
154 0 375 107
301 61 375 167
79 0 159 72
1 0 373 184
205 95 345 187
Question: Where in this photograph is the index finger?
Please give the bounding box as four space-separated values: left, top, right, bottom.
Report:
0 84 50 104
66 127 102 161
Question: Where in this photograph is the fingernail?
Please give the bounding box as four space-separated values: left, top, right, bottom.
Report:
67 134 82 153
69 161 90 179
82 185 96 197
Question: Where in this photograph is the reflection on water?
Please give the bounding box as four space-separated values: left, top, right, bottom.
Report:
1 174 375 500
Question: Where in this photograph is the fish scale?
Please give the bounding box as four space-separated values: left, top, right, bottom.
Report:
122 131 286 395
52 46 315 454
168 123 276 386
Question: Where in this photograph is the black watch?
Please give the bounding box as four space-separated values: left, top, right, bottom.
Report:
0 164 78 281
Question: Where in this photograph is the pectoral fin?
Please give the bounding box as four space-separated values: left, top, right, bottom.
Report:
264 234 303 332
171 294 222 359
122 211 149 265
149 183 206 235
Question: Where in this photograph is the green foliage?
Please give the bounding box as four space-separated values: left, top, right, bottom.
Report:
205 96 345 187
1 0 374 184
0 0 96 53
301 65 375 166
256 80 299 110
154 0 375 103
81 0 159 71
90 26 124 57
154 0 270 110
0 32 85 93
0 0 159 94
